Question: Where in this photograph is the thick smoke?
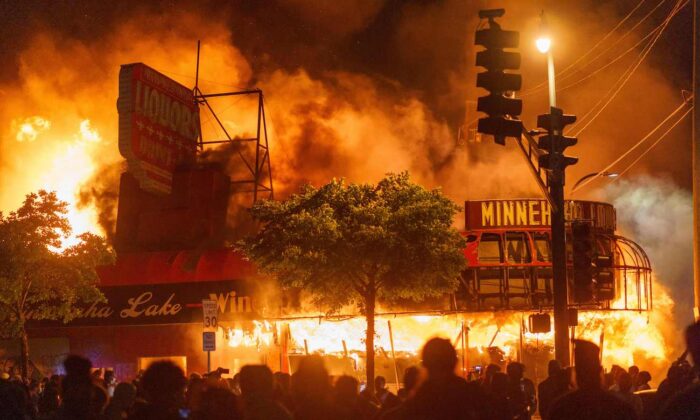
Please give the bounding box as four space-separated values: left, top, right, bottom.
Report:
601 176 694 325
0 2 692 293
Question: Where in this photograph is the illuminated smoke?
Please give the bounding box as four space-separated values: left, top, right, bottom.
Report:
601 175 694 326
0 2 691 369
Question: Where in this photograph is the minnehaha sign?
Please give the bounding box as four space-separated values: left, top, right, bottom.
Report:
117 63 200 194
465 199 616 232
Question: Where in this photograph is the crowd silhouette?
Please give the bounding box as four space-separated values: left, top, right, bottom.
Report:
2 321 700 419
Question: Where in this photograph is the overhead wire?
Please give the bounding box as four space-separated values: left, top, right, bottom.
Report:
525 2 687 99
611 106 692 180
521 0 659 95
465 0 674 130
570 98 691 194
569 0 685 136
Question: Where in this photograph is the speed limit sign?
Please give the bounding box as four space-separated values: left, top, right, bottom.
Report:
202 300 218 330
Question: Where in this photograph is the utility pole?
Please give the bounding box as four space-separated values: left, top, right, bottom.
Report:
693 0 700 321
537 108 578 365
473 9 577 364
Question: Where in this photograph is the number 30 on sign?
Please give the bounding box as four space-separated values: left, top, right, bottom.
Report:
202 300 218 330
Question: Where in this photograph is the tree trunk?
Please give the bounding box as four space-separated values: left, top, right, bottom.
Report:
19 324 29 380
365 291 376 395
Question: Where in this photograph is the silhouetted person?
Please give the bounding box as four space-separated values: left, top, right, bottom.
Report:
659 321 700 419
397 366 420 401
104 382 137 420
239 364 291 420
479 364 501 393
394 337 480 419
537 360 565 420
375 375 400 412
186 375 206 414
615 372 643 418
486 372 514 420
636 371 651 391
656 362 694 411
191 386 241 420
129 361 187 420
506 362 536 419
548 340 637 420
628 365 640 385
0 378 30 420
272 372 293 410
334 375 379 420
37 381 60 419
608 365 627 392
57 354 104 420
291 355 336 420
104 369 116 397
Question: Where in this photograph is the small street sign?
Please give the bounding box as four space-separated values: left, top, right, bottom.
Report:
202 299 218 330
203 331 216 352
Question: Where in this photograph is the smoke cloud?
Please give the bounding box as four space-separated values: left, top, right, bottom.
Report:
0 2 692 323
601 175 694 325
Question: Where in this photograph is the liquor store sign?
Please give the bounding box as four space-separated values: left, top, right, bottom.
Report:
465 199 616 232
29 281 255 327
117 63 200 194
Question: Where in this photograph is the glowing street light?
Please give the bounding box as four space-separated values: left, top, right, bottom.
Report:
537 12 556 107
536 36 551 54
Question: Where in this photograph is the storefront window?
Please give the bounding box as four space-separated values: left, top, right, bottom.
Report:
478 233 502 263
534 232 551 262
506 232 531 263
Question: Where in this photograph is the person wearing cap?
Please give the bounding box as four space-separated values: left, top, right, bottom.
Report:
548 339 637 420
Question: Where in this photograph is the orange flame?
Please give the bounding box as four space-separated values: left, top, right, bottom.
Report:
225 276 676 383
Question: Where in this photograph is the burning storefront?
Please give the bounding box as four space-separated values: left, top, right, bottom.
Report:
19 62 670 385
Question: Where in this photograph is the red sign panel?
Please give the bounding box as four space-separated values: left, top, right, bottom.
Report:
465 199 616 232
117 63 199 194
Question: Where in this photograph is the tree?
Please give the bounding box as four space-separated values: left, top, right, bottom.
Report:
0 191 114 378
240 172 466 391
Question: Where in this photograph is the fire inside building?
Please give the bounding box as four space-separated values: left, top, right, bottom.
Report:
21 63 654 382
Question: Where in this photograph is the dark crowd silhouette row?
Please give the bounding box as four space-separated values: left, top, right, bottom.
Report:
3 321 700 419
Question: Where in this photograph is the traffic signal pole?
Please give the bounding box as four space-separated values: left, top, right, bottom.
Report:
536 107 577 366
547 109 570 366
473 10 572 363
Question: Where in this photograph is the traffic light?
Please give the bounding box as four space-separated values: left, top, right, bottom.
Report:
571 221 594 302
474 9 523 145
594 253 615 300
536 108 578 171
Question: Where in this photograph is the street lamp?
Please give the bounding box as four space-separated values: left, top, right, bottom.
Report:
536 12 556 108
571 171 619 195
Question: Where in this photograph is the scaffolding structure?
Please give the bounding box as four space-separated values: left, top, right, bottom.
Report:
193 41 273 203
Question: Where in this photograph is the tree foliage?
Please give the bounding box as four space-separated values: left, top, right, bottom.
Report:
0 191 114 376
240 172 465 389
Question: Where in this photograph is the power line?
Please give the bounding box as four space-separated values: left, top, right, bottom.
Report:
526 1 687 99
571 98 691 194
611 106 692 180
569 0 685 136
466 0 679 131
522 0 661 95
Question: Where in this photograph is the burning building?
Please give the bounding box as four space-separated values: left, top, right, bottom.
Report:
17 61 671 384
